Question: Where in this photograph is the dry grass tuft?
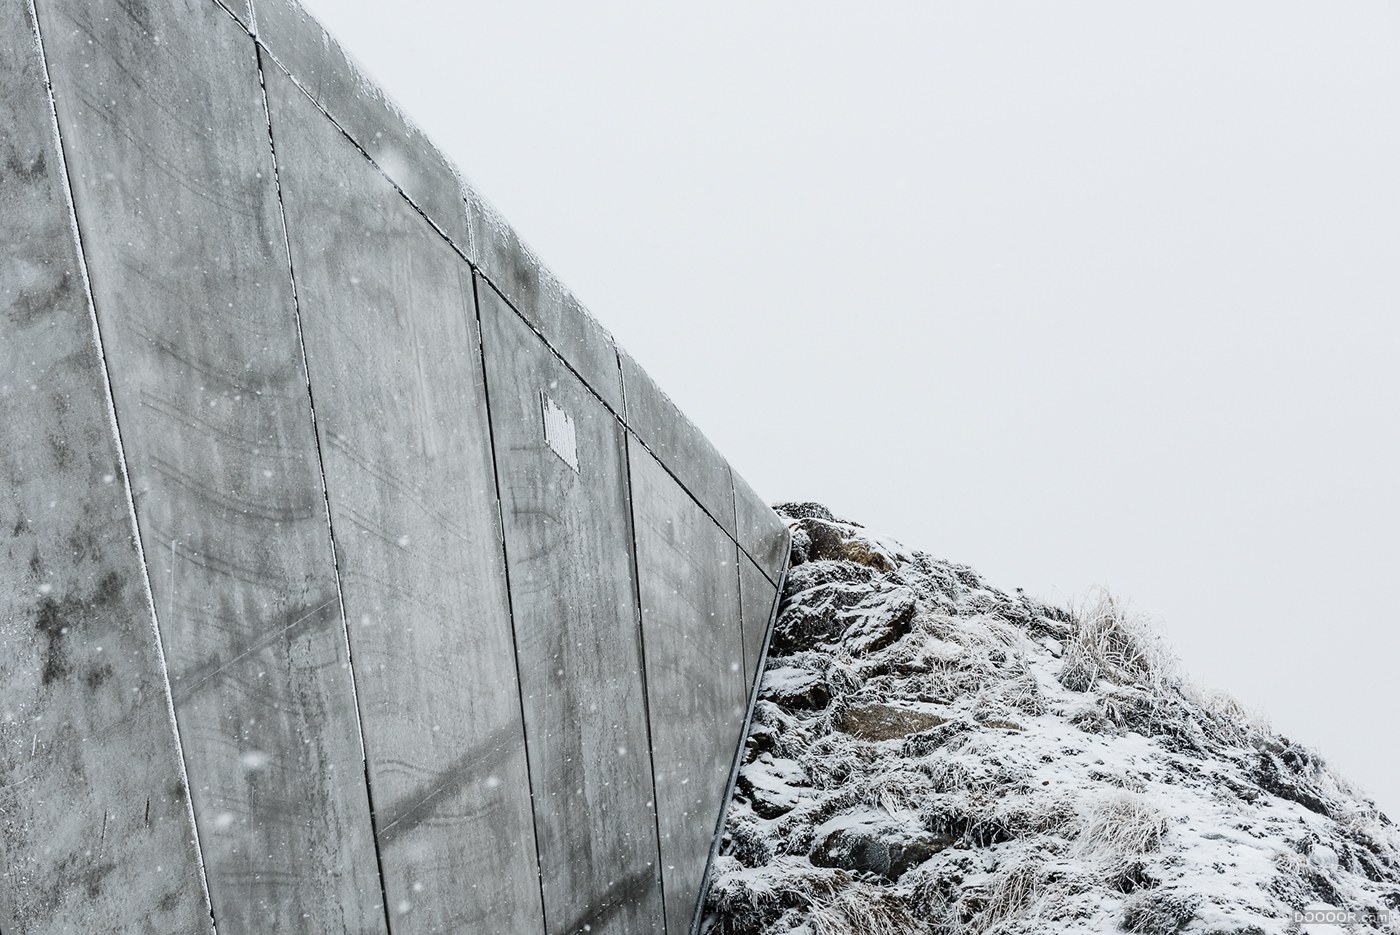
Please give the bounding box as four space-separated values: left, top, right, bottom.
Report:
1058 591 1175 694
1073 793 1170 861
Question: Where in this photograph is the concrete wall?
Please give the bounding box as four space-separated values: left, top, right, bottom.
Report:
0 1 789 933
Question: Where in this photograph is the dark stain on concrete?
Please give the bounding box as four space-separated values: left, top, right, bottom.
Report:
3 148 46 183
167 590 341 704
553 864 659 935
33 572 125 685
93 570 124 607
67 527 100 564
83 860 117 899
84 663 115 691
6 269 73 329
47 432 73 470
34 595 73 685
373 719 523 847
114 0 154 40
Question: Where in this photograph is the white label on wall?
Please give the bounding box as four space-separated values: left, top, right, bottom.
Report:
541 391 580 473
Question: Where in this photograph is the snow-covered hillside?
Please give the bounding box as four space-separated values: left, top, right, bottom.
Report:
704 504 1400 934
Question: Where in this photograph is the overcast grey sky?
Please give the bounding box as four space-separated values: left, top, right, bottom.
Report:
295 0 1400 816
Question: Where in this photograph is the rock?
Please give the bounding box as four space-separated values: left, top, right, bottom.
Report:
759 664 830 711
773 501 837 522
768 582 915 657
1252 742 1334 818
835 703 949 741
787 524 812 566
801 517 891 570
841 588 917 654
738 755 808 819
810 812 950 880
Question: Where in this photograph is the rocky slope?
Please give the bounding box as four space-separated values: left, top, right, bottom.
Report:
703 504 1400 934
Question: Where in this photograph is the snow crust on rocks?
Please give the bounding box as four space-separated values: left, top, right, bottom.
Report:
704 504 1400 935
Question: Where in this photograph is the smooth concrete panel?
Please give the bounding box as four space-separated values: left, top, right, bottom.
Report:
732 471 789 587
465 187 625 411
477 278 664 935
251 0 468 248
738 551 780 689
34 1 385 930
0 4 210 930
266 65 544 935
619 350 737 539
628 439 748 935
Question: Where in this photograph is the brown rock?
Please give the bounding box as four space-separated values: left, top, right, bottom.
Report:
836 703 949 741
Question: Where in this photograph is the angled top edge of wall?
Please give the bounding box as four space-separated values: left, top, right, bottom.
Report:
463 187 627 413
236 0 787 576
247 0 468 246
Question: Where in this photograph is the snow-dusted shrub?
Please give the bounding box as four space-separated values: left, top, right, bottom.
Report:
988 794 1078 841
969 857 1043 933
1057 591 1174 694
1072 793 1169 861
1106 858 1158 894
1180 681 1270 748
1268 845 1334 911
749 701 815 761
806 886 927 935
706 858 852 935
1066 699 1117 735
1081 685 1199 747
971 668 1045 721
856 766 937 815
918 743 1020 799
798 734 868 789
920 753 983 796
725 812 777 867
705 857 779 933
904 861 961 923
1119 889 1201 935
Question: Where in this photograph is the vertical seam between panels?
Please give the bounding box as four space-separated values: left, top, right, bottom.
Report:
254 42 394 935
28 0 218 930
470 274 551 935
621 434 672 934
